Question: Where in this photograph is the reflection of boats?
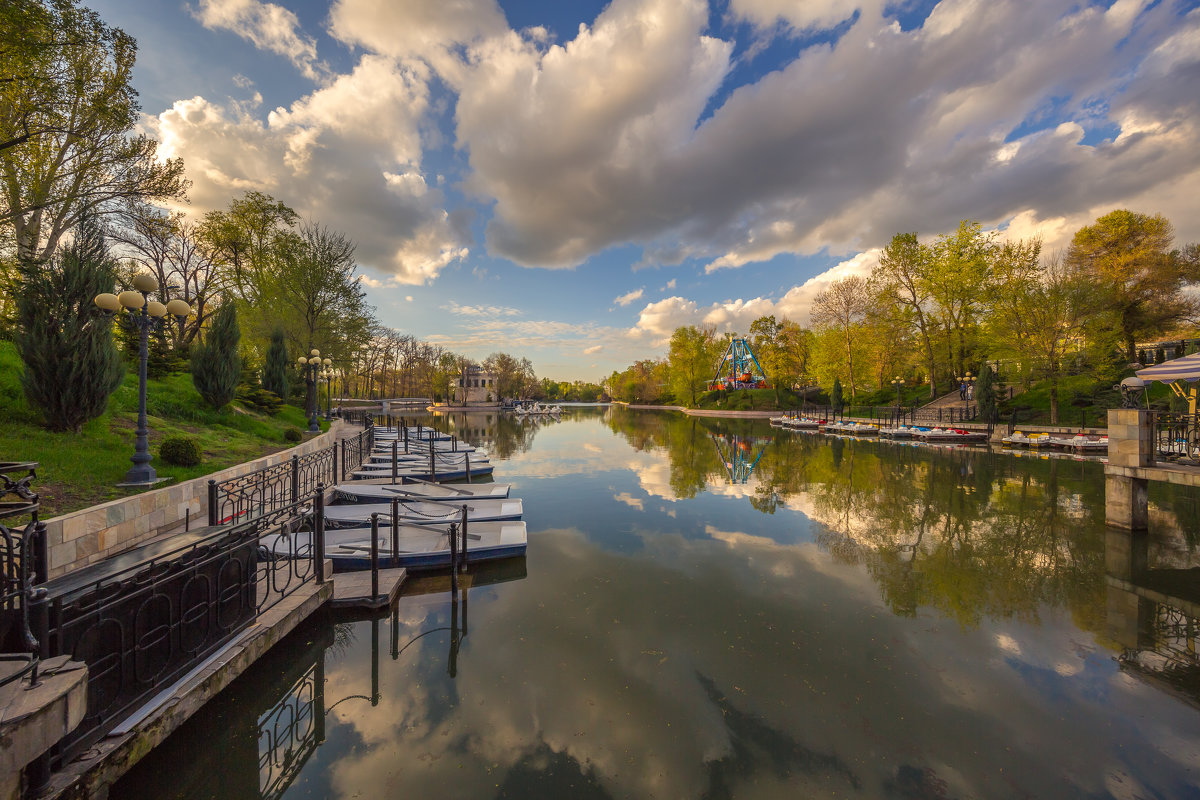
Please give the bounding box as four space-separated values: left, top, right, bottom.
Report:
261 521 528 572
333 481 511 504
323 498 523 528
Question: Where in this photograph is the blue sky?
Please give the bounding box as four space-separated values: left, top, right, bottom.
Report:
88 0 1200 380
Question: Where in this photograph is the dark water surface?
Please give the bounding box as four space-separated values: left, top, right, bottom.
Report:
116 408 1200 799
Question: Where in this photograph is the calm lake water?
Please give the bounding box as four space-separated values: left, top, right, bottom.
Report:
117 407 1200 799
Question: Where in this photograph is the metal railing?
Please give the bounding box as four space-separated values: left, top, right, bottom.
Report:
787 404 981 426
1149 411 1200 464
0 461 45 688
38 522 260 763
208 425 374 526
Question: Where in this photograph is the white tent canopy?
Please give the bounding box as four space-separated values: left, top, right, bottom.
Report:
1136 352 1200 383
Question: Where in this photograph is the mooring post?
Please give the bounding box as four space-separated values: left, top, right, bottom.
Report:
390 496 399 566
464 451 472 483
404 424 409 454
314 483 327 583
391 439 398 485
370 513 380 600
290 454 299 504
430 448 436 481
207 479 218 526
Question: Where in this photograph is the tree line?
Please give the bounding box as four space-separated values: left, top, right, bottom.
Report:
609 214 1199 423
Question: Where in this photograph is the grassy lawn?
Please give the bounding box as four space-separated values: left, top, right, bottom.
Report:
0 341 328 518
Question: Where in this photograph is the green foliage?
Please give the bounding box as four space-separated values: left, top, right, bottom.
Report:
263 326 290 401
0 0 188 262
1155 346 1165 364
191 302 241 409
668 326 720 406
976 367 998 423
15 215 124 432
831 378 844 411
236 385 283 414
159 435 201 466
283 427 302 443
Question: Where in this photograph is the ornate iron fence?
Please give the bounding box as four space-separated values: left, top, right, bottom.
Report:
38 522 260 764
209 427 374 527
1148 411 1200 464
0 461 45 688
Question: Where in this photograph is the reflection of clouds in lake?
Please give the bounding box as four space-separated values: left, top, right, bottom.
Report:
613 491 644 510
315 530 1200 799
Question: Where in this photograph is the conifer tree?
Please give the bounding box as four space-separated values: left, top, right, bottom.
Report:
16 215 124 432
976 366 998 423
262 325 290 401
831 377 844 413
191 301 240 409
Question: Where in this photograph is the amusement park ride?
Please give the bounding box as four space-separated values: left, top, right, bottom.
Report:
709 338 769 390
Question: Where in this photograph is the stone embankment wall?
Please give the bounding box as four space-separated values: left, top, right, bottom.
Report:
41 424 344 580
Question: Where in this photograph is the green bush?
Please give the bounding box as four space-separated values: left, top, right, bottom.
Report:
236 385 283 414
284 427 302 443
160 436 202 466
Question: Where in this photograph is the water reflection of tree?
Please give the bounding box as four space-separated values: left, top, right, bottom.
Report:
432 410 550 459
604 407 1112 631
763 440 1107 630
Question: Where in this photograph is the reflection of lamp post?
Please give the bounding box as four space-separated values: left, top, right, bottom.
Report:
94 275 190 485
297 350 323 432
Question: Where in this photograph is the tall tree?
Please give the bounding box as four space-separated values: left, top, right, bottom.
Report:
811 276 871 400
262 325 290 401
668 325 719 406
1065 209 1200 361
986 245 1082 425
874 232 939 398
928 221 995 379
15 213 123 431
191 302 241 410
0 0 187 261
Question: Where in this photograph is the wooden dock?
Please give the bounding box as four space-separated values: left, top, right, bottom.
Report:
329 567 408 610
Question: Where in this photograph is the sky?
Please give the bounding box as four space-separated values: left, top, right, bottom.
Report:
86 0 1200 381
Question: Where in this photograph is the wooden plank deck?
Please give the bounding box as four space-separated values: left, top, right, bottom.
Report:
329 567 407 610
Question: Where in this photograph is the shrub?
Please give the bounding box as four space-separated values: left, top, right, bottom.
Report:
236 385 283 414
284 427 302 443
160 436 202 466
192 302 241 409
262 326 291 401
16 214 124 432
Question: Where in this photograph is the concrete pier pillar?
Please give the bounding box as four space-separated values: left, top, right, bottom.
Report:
1105 409 1153 530
1106 474 1149 530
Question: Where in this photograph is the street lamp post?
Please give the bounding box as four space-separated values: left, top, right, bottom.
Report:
957 372 975 418
297 350 325 432
94 275 190 486
891 376 904 422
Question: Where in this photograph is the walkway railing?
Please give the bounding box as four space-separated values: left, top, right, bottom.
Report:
1148 410 1200 464
207 425 374 527
0 461 45 688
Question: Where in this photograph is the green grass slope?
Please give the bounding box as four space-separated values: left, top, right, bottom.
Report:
0 340 327 517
